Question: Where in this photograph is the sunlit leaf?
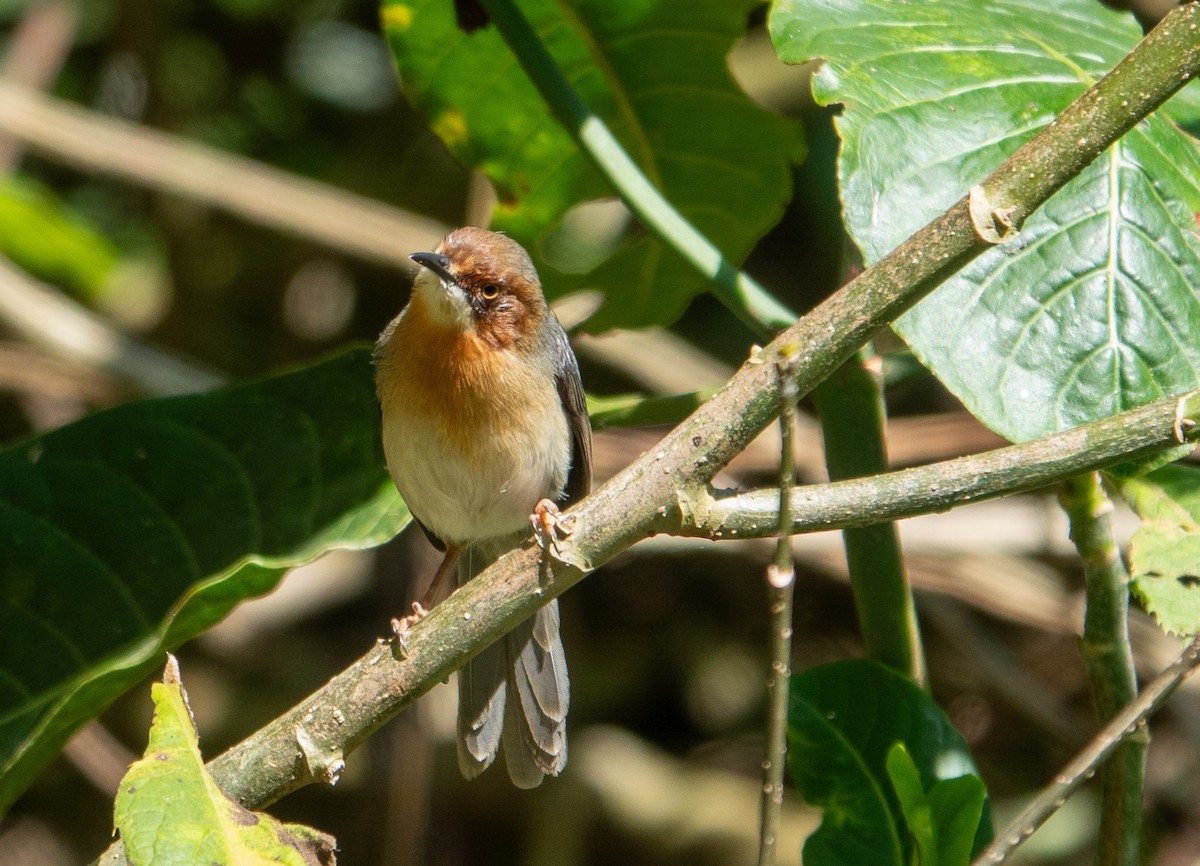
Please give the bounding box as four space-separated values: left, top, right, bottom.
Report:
383 0 801 330
0 176 117 299
771 0 1200 442
116 658 336 866
1119 464 1200 635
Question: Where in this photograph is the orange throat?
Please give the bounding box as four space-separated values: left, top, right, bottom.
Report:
378 297 522 458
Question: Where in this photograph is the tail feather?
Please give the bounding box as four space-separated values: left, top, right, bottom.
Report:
514 604 569 723
508 604 568 769
454 542 569 787
501 676 548 789
456 638 506 779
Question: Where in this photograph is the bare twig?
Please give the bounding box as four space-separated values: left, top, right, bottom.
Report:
0 0 77 169
0 256 222 394
759 348 800 866
683 392 1200 539
972 635 1200 865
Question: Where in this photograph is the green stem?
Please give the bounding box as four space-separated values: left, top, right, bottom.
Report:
758 351 800 866
1059 473 1144 866
811 349 926 685
477 0 795 337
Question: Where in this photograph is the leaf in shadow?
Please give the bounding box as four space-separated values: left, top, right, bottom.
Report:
0 347 409 816
788 660 992 866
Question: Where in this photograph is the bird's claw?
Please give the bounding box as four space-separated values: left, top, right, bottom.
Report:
390 601 430 656
531 498 576 556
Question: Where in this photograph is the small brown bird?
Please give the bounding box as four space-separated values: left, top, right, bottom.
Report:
374 227 592 787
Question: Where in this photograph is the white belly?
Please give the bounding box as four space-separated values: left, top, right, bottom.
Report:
381 394 571 545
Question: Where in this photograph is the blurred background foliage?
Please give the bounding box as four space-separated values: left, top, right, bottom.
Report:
1 0 1199 865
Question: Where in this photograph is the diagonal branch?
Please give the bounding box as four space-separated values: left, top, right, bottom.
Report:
203 393 1200 816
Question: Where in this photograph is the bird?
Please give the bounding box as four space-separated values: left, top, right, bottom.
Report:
374 226 592 787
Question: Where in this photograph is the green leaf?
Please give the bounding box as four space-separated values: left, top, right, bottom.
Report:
0 348 409 816
116 658 336 866
927 775 987 866
788 660 992 866
587 389 716 430
886 743 937 866
1162 81 1200 137
382 0 801 330
1118 463 1200 634
885 742 986 866
0 175 117 298
770 0 1200 442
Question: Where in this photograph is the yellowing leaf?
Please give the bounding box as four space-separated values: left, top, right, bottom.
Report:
115 657 336 866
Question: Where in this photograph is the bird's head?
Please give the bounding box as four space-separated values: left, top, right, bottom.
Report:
409 227 549 348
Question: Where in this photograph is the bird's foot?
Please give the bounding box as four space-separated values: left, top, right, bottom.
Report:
390 601 430 656
530 498 576 556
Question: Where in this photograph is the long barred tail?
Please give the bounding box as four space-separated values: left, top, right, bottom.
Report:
455 542 569 788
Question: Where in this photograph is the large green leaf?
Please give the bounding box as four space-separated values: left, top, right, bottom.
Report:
788 660 992 866
770 0 1200 442
116 659 336 866
382 0 801 330
0 348 409 816
1119 464 1200 635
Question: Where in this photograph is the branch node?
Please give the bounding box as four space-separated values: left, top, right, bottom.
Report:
295 725 345 786
766 563 795 590
969 185 1019 244
1173 393 1200 443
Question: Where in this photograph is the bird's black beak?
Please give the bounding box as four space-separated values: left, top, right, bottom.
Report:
410 252 455 284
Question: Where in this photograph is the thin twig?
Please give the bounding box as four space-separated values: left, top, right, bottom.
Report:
972 635 1200 865
759 347 800 866
0 255 222 394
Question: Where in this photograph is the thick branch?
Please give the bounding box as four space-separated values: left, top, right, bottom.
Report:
207 0 1200 810
212 391 1198 814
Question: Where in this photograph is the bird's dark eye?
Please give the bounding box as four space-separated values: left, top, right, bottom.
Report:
481 284 500 300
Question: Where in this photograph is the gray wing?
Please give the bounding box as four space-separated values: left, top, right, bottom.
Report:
551 321 592 504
